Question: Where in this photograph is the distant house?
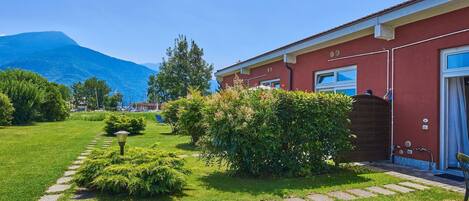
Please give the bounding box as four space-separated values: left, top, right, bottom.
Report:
132 102 159 112
216 0 469 174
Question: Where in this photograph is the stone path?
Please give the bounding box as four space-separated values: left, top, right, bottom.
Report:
284 181 430 201
38 135 110 201
69 137 113 200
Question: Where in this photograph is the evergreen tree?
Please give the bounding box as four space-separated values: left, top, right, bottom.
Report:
148 35 213 102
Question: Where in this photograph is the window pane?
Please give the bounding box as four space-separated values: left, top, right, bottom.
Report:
337 69 356 81
336 88 356 96
272 81 280 89
448 52 469 69
317 73 334 84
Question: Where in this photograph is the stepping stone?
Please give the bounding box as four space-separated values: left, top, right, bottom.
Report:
383 184 414 193
46 184 71 193
72 187 96 200
68 165 81 170
284 198 305 201
306 194 334 201
326 191 356 200
398 182 430 190
365 186 396 195
39 194 62 201
64 170 77 177
72 160 83 165
77 156 87 160
346 189 376 198
56 176 73 184
80 152 90 156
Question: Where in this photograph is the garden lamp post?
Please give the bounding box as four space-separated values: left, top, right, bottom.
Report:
114 130 129 155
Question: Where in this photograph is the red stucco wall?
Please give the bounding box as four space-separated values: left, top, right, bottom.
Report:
220 7 469 166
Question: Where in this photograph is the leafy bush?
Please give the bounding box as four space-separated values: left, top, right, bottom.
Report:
104 114 146 135
0 79 43 124
39 84 70 121
74 147 189 196
177 88 206 144
161 99 183 133
201 86 354 176
0 92 14 126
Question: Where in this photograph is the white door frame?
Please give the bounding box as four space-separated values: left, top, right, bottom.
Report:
439 45 469 171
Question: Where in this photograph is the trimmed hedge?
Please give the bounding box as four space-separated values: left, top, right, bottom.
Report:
104 114 146 135
0 92 14 126
74 147 189 196
201 87 354 176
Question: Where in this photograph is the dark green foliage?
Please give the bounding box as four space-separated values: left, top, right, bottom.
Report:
177 88 206 144
147 35 213 102
161 99 184 133
0 69 70 124
83 77 111 110
201 86 354 176
104 114 146 135
0 92 14 126
0 70 45 124
104 93 123 111
74 147 189 196
39 84 70 121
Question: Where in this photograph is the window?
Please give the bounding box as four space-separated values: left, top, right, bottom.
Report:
447 52 469 69
259 79 281 89
314 66 357 96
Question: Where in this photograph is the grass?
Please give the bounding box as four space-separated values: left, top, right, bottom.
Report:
0 117 464 201
0 120 103 201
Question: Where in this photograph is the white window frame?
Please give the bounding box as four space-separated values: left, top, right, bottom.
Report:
314 65 357 95
259 78 280 88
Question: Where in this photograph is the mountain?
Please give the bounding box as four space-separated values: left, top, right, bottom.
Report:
0 31 154 103
141 63 160 73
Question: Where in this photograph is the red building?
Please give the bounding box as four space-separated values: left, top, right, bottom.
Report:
215 0 469 175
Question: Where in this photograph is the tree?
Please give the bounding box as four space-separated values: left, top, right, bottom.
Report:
39 84 69 121
0 69 45 124
0 92 14 126
73 77 111 110
148 35 213 102
104 92 123 111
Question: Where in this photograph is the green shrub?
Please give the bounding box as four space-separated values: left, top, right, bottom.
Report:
0 92 14 126
104 114 146 135
0 79 43 124
201 87 354 176
177 88 206 144
74 147 189 196
161 99 183 133
39 84 70 121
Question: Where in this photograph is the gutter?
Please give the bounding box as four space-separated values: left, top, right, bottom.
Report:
284 63 293 90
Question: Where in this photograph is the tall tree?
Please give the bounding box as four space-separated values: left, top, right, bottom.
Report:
148 35 213 102
83 77 111 110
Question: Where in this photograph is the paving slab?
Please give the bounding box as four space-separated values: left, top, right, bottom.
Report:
72 188 96 200
365 186 396 195
39 194 62 201
77 156 87 160
73 160 83 165
284 198 305 201
56 176 73 184
383 184 414 193
306 194 334 201
68 165 81 170
80 152 90 156
326 191 356 200
398 182 430 190
64 170 77 177
346 189 376 198
46 184 71 193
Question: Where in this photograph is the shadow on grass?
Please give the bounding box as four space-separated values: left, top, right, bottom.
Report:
93 191 186 201
198 166 372 197
176 142 199 151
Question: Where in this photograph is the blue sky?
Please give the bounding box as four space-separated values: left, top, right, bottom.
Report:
0 0 404 71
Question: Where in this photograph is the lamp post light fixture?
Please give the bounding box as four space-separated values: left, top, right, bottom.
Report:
114 130 129 155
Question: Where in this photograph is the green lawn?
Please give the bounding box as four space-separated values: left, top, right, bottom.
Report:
0 118 464 201
0 120 103 201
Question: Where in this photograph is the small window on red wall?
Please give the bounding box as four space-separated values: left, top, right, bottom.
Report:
314 66 357 96
259 79 281 89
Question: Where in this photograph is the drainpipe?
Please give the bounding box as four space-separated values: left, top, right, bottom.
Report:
283 54 296 91
285 63 293 90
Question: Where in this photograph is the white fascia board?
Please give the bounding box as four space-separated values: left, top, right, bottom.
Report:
215 0 452 77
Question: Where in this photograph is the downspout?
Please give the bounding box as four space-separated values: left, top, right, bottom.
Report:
285 63 293 90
